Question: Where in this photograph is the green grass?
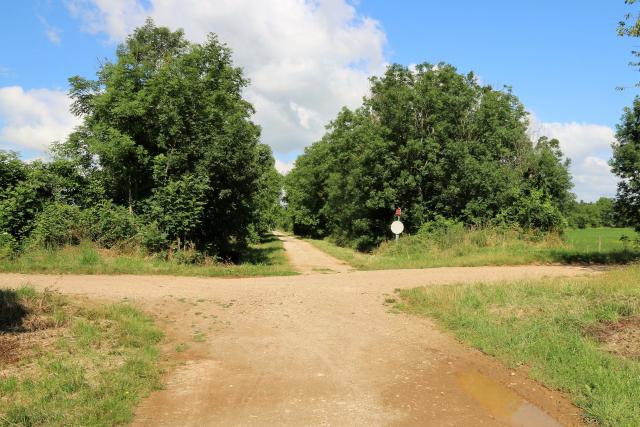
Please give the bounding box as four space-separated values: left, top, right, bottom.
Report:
0 287 163 426
396 265 640 426
0 234 296 277
306 227 640 270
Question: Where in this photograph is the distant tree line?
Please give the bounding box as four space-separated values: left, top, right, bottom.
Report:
0 21 281 261
285 64 574 250
567 198 628 229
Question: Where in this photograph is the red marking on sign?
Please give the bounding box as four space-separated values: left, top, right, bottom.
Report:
395 208 401 217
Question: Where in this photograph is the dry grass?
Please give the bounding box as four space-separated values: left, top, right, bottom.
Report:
0 287 163 426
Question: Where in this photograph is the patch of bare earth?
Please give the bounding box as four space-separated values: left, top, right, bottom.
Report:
587 316 640 359
0 294 66 372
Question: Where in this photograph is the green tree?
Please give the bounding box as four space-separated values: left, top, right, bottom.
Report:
611 97 640 230
614 2 640 230
58 20 279 254
0 151 27 198
286 63 573 249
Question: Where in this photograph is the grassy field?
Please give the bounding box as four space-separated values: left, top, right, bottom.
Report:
306 227 639 269
0 287 163 426
396 265 640 426
0 234 295 277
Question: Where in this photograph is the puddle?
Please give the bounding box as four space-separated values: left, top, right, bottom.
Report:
457 370 562 427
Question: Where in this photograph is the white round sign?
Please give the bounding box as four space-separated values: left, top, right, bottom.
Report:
390 220 404 235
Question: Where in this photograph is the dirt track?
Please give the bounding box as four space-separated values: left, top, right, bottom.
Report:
0 236 600 426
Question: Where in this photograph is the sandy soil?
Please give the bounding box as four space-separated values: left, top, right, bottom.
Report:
273 231 352 274
0 236 600 426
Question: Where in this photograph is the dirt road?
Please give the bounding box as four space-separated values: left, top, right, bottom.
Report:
273 231 352 274
0 237 599 426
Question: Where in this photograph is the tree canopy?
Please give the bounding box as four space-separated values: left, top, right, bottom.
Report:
0 20 281 257
611 98 640 230
614 1 640 230
285 63 573 250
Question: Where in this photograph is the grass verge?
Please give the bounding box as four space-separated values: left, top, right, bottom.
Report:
0 287 163 426
396 265 640 426
306 227 640 270
0 234 295 277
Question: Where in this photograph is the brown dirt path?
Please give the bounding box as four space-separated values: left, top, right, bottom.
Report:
273 231 353 274
0 240 600 426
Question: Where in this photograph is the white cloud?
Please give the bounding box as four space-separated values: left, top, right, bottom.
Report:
0 86 81 153
274 159 294 175
38 16 62 45
64 0 146 43
63 0 387 155
529 114 618 202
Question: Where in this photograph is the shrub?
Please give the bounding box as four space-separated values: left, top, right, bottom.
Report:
418 216 465 249
28 203 85 248
497 189 566 232
170 243 205 265
138 222 168 253
84 202 139 248
0 232 17 260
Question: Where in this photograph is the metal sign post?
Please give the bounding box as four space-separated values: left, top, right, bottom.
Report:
391 219 404 243
391 207 404 243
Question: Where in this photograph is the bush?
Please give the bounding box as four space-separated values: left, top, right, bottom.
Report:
170 243 205 265
0 232 17 260
28 203 85 248
84 202 139 248
497 189 566 232
418 216 465 249
138 222 168 253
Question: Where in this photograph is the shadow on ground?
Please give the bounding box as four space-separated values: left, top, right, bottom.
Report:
0 289 27 332
237 234 284 265
550 249 640 265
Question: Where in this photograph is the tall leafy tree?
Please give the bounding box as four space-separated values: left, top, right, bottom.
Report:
58 20 279 253
611 98 640 230
286 63 573 249
614 1 640 230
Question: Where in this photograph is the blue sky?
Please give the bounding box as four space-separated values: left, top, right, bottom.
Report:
0 1 637 201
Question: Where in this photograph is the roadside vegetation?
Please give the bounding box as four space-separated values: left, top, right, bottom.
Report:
285 63 575 251
0 287 163 426
396 265 640 426
0 21 284 275
305 225 640 270
0 234 294 277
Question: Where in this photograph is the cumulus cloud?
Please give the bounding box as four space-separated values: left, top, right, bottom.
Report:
0 86 81 153
64 0 147 43
63 0 387 155
529 114 618 202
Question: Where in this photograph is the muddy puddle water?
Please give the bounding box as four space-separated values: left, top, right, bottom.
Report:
457 371 563 427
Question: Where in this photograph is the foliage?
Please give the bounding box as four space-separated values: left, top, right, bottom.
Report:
568 197 623 229
0 151 27 196
614 2 640 230
611 97 640 231
84 202 140 248
0 162 65 242
0 20 281 258
0 232 17 260
28 203 85 248
618 0 640 84
286 63 574 249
